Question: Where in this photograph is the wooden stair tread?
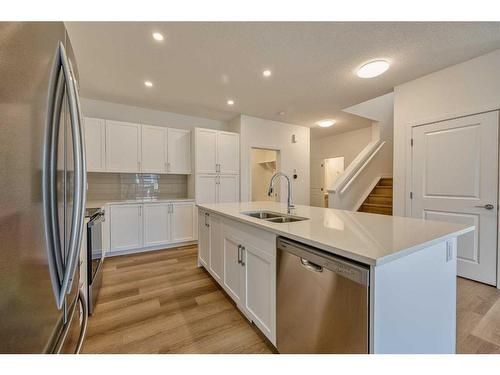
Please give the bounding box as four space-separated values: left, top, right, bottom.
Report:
369 194 392 198
361 203 392 208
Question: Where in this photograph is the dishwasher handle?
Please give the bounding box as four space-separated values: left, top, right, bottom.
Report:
300 258 323 272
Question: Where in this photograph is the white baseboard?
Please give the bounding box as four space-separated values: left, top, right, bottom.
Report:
106 240 197 258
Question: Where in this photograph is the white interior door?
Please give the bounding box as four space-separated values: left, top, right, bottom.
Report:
324 156 344 188
310 158 325 207
411 111 498 285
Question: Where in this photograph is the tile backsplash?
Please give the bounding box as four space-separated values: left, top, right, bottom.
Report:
86 172 188 201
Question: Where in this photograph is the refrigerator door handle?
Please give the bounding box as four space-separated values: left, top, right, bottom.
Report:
43 46 67 308
57 42 86 302
74 290 88 354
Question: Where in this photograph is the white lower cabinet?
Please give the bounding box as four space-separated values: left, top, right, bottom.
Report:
171 201 196 243
222 232 245 306
241 242 275 340
198 209 276 344
198 210 210 267
143 203 171 247
208 214 223 284
110 204 143 252
109 200 195 254
218 174 239 203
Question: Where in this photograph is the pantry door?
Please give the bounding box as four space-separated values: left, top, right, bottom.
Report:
411 111 499 285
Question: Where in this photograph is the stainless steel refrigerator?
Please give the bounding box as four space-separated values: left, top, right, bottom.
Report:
0 22 87 353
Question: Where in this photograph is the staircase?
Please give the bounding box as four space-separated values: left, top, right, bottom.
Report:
358 177 393 215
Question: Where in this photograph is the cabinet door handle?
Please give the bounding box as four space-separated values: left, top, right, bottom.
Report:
241 246 245 266
475 204 495 210
237 244 242 264
137 161 141 171
167 162 171 173
204 212 209 227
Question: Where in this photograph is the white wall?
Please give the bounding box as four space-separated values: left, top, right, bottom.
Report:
234 115 310 205
81 98 228 131
393 49 500 216
311 127 372 168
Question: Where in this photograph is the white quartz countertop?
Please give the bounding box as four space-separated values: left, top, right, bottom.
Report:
197 201 474 266
86 198 194 209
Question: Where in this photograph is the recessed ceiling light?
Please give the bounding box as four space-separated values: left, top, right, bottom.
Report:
316 119 335 128
262 69 272 77
227 99 234 106
144 80 153 87
357 59 390 78
278 111 285 116
152 32 164 41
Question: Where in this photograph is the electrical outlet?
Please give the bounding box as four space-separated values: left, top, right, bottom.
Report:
446 240 454 262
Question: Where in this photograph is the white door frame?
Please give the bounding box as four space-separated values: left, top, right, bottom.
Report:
248 146 282 202
405 108 500 288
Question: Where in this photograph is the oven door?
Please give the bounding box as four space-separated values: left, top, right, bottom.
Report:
87 211 104 314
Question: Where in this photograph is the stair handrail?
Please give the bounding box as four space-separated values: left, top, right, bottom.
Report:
328 139 386 195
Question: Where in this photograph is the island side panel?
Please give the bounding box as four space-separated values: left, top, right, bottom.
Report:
372 238 457 354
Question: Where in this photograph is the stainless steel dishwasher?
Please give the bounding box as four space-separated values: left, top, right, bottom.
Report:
277 237 370 353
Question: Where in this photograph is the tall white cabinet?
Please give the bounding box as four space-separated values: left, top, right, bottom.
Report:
194 128 240 204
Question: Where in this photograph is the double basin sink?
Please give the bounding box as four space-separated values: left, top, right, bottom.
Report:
241 210 309 223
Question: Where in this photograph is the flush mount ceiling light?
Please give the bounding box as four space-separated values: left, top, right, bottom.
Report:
316 119 336 128
152 32 164 41
227 99 234 106
144 80 153 87
262 69 272 77
356 59 390 78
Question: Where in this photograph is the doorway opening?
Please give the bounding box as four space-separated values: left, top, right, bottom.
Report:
310 156 345 207
250 148 280 202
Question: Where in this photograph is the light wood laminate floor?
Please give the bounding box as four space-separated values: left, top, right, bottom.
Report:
82 245 500 354
82 245 275 353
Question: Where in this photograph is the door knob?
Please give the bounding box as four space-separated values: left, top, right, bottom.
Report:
475 204 495 210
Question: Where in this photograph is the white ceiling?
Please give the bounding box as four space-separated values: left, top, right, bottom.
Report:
66 22 500 136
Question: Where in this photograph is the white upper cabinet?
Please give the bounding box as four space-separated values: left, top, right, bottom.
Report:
83 117 192 174
195 128 218 174
195 128 240 175
217 131 240 174
141 125 166 173
84 117 106 172
167 128 191 174
105 120 141 173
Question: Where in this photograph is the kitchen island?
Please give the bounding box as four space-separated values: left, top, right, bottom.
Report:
197 201 474 354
